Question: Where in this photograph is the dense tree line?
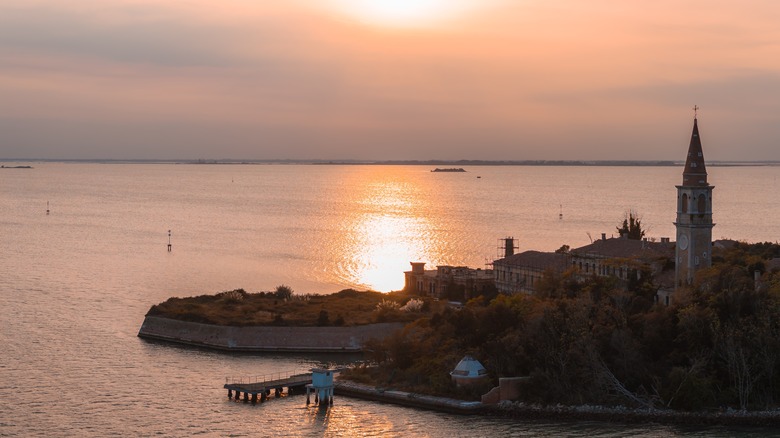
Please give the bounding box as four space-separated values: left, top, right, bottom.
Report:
352 242 780 411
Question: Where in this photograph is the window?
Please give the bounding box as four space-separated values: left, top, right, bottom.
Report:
681 193 688 213
697 194 706 213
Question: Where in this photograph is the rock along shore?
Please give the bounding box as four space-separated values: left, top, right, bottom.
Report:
491 401 780 427
137 316 404 353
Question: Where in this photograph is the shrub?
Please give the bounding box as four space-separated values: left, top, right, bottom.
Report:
400 298 424 312
376 299 400 311
317 309 330 326
218 289 245 303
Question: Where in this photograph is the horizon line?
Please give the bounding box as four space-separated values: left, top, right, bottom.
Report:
3 158 780 167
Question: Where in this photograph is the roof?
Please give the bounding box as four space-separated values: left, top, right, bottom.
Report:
654 269 676 290
572 237 674 261
450 355 488 378
493 250 568 271
682 117 709 187
767 258 780 272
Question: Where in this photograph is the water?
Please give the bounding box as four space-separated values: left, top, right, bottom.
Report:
2 163 779 437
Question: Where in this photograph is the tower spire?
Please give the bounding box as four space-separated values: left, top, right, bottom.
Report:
682 112 707 186
674 110 714 291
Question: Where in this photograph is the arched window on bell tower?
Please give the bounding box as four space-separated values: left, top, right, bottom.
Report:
681 193 688 213
697 193 706 213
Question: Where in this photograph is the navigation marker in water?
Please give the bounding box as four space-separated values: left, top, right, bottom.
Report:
46 201 50 215
167 230 172 252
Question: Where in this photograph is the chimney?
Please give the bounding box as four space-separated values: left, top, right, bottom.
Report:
504 237 515 258
601 233 606 241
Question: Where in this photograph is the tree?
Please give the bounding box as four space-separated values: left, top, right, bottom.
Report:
617 210 646 240
274 284 293 300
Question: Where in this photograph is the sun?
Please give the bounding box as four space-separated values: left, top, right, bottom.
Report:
333 0 471 27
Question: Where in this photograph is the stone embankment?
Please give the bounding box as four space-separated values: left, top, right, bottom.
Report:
137 316 403 353
334 380 485 414
335 379 780 425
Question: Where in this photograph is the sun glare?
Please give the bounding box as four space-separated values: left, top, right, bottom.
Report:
333 0 473 27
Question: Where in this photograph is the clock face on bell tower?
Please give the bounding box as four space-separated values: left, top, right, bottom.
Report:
678 234 689 251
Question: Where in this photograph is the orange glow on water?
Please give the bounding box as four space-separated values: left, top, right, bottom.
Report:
331 166 444 292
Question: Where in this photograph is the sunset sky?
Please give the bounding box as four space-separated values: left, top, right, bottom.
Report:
1 0 779 161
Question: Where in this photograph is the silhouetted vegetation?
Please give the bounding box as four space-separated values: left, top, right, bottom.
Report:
617 209 646 240
146 288 438 327
344 242 780 410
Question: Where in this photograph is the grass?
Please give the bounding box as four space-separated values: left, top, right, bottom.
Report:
145 288 439 326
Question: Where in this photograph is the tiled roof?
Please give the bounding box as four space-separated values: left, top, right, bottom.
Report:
494 250 568 270
572 237 674 260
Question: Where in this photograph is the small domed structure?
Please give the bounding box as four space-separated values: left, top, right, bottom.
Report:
450 355 489 387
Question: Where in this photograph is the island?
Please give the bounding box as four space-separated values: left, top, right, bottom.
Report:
431 167 466 172
138 288 433 353
139 240 780 424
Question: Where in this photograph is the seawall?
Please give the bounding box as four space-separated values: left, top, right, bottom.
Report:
137 316 404 353
334 380 486 415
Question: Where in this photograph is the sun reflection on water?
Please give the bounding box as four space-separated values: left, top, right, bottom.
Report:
331 167 447 292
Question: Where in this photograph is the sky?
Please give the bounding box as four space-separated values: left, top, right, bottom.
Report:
1 0 779 161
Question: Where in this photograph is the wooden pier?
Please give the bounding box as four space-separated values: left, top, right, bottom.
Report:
224 370 312 404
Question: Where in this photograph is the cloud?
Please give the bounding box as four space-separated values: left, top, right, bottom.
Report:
0 0 779 160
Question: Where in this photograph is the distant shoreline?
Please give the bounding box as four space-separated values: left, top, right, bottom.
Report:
3 159 780 167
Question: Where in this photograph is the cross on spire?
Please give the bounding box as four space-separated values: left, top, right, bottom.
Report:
693 105 699 119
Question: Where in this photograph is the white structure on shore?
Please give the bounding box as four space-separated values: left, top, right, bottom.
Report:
450 355 489 387
306 368 335 407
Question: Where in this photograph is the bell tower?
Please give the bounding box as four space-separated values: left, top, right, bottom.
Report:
675 107 714 288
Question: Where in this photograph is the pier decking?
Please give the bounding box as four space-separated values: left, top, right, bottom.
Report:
224 370 311 403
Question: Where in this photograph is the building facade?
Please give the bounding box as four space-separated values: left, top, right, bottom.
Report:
570 235 674 287
493 250 569 295
404 262 494 300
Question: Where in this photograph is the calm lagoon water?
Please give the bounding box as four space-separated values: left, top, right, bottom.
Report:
2 163 779 437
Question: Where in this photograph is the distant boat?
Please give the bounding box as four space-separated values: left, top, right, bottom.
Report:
431 168 466 172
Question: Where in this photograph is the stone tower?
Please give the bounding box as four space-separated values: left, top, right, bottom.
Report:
675 114 714 288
